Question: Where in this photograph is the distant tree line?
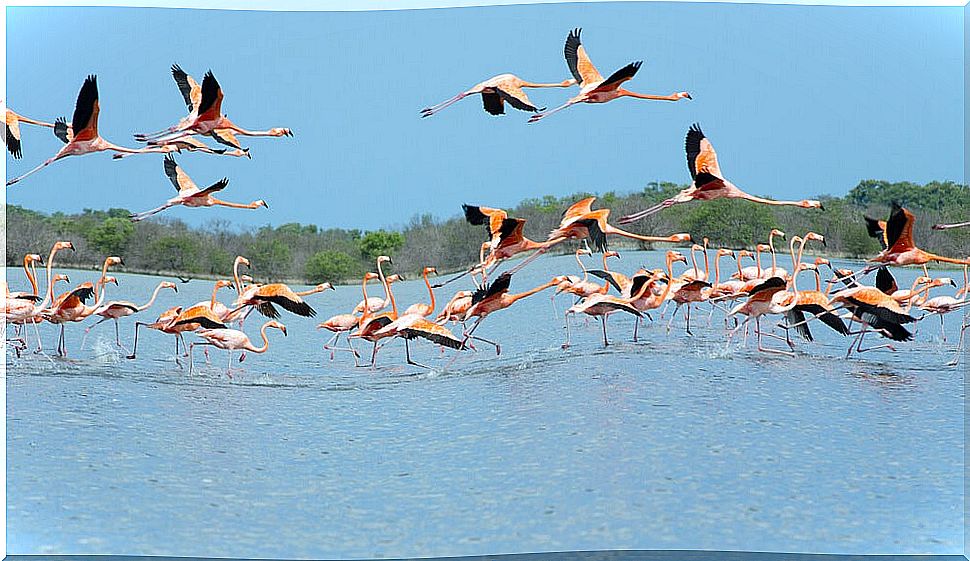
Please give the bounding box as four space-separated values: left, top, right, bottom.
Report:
6 179 969 284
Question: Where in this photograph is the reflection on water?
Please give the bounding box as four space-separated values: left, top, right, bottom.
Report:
5 251 965 557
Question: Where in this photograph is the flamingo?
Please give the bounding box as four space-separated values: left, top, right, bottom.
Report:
6 253 44 302
135 69 293 144
619 124 823 224
373 311 465 368
435 290 474 324
5 108 54 159
6 76 168 186
230 279 322 321
421 73 576 118
508 197 690 275
44 256 122 356
627 252 687 341
763 229 789 279
778 235 849 342
82 281 178 350
915 269 966 342
562 269 661 348
404 267 438 317
460 272 571 355
528 28 690 123
867 202 970 274
113 134 250 159
130 155 267 221
932 220 970 230
680 239 709 282
828 286 917 357
734 244 769 281
189 320 287 378
351 256 401 367
557 248 610 299
318 272 380 363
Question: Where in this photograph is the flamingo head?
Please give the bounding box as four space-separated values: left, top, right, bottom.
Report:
770 229 786 239
424 267 438 276
377 255 392 266
363 272 380 282
266 320 288 336
235 256 251 268
800 199 824 210
254 200 269 209
387 274 404 283
804 232 825 246
814 257 830 267
54 241 75 253
315 282 336 292
716 248 735 258
215 279 234 290
103 276 120 286
160 281 178 293
668 233 692 243
756 244 771 252
561 78 579 87
604 251 620 260
676 92 692 100
270 128 293 137
26 253 43 265
52 273 70 285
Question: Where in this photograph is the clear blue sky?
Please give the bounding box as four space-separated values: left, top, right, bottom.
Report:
5 2 965 231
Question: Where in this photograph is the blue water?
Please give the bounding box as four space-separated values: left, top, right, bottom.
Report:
5 251 966 557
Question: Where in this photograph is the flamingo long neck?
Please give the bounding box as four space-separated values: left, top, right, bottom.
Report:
960 264 969 299
376 260 397 317
23 256 38 296
736 254 745 280
769 233 779 270
508 280 558 305
618 89 681 101
212 198 262 209
99 259 112 286
702 242 710 279
813 269 822 292
688 246 699 276
659 257 678 302
37 246 64 311
714 254 727 286
754 246 763 275
210 283 221 309
576 252 588 282
138 283 168 312
249 323 272 353
359 275 373 324
233 260 244 294
924 251 970 266
423 271 436 313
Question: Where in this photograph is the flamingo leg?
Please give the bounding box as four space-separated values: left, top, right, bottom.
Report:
420 92 471 117
528 99 580 123
405 339 428 369
755 317 794 357
6 152 69 186
601 315 610 347
617 199 678 225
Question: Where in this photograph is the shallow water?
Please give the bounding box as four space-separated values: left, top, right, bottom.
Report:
5 250 966 557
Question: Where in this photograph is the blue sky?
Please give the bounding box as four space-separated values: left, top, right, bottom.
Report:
5 2 965 231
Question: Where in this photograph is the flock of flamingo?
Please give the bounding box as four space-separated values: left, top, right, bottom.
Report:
4 28 969 375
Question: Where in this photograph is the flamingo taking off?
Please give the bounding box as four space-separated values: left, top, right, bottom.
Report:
529 28 691 123
130 155 267 221
83 281 178 350
135 69 293 145
867 202 970 273
5 108 55 159
421 73 576 118
6 76 168 186
619 124 824 224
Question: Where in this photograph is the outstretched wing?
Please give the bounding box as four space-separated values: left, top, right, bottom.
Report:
885 201 915 251
495 86 540 113
401 318 464 350
196 177 230 197
472 272 512 305
171 64 201 112
209 128 243 149
71 75 99 141
564 28 603 87
53 117 73 144
685 123 722 185
163 154 198 193
598 61 642 91
481 91 505 115
4 116 21 158
197 70 224 121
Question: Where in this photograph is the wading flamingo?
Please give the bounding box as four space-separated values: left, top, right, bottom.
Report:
135 69 293 144
318 272 380 363
435 290 474 324
130 155 267 221
126 305 183 360
404 267 438 317
190 320 287 378
44 256 122 356
373 311 465 368
2 242 74 353
5 108 54 159
7 76 168 186
562 272 658 348
528 28 690 123
83 281 178 350
350 256 401 367
422 74 576 117
618 124 823 224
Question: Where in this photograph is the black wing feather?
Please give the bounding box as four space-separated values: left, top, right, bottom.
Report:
5 124 21 158
797 303 850 335
863 216 887 249
265 294 316 318
874 267 898 296
496 88 539 112
785 309 813 341
481 92 505 115
72 75 98 135
256 302 280 319
197 70 220 116
53 117 70 144
564 28 584 85
884 201 907 249
587 269 623 293
600 61 641 89
685 123 704 182
171 64 195 111
462 204 488 226
472 272 512 305
747 276 787 297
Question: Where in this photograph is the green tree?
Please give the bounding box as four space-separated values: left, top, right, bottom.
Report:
681 199 777 247
305 250 358 283
359 230 405 260
248 238 292 280
148 235 203 273
87 217 135 255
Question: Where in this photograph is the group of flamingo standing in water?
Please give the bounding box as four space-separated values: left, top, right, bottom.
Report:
4 27 970 375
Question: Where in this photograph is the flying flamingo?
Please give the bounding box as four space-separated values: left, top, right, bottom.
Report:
619 124 823 224
421 73 576 118
404 267 438 317
130 155 267 221
82 281 178 350
528 28 691 123
508 197 690 275
189 320 287 378
932 220 970 230
828 286 917 357
866 202 970 274
5 108 55 159
113 134 250 159
6 76 168 186
135 69 293 144
460 272 571 355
